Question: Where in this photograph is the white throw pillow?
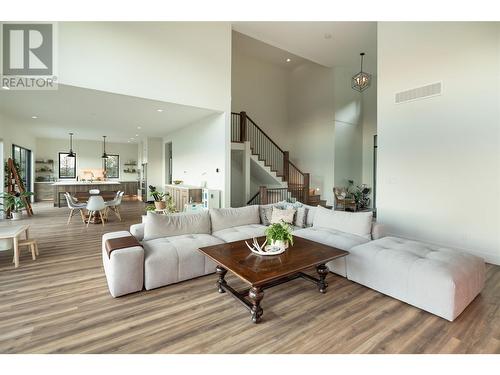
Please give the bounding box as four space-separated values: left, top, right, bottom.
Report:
270 207 296 225
313 206 373 239
302 203 318 227
210 205 261 232
143 211 211 241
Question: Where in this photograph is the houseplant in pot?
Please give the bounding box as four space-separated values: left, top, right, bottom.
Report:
148 185 166 210
265 221 294 250
0 191 33 220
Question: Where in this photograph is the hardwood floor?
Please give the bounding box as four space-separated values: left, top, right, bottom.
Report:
0 200 499 354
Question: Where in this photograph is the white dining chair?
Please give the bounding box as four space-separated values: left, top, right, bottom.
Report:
64 192 87 225
86 195 106 227
89 189 100 195
105 191 124 221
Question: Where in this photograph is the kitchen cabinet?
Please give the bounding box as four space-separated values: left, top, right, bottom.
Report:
165 184 202 212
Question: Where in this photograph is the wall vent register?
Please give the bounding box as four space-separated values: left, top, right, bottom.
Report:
395 82 442 104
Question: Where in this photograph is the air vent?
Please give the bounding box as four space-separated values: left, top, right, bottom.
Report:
395 82 442 104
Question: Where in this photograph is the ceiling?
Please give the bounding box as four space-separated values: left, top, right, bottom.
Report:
0 84 218 143
232 22 377 71
232 31 309 69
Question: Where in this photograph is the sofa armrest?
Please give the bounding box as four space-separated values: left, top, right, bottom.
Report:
102 231 144 297
130 223 145 242
371 222 386 240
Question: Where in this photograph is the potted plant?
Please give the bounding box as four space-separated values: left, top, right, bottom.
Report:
164 193 176 213
148 185 166 210
265 221 294 250
0 191 33 220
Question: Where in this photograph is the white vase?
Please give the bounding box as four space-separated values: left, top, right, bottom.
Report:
11 212 22 220
271 239 288 250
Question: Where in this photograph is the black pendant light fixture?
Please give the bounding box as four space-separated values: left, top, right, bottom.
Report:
352 52 372 92
67 133 76 158
102 136 108 159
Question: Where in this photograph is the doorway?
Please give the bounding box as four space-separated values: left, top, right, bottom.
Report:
165 142 172 185
12 144 32 191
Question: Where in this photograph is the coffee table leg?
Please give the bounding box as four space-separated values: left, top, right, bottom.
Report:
316 264 329 293
215 265 227 293
249 286 264 324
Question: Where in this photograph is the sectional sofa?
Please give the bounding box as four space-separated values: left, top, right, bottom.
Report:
102 203 485 321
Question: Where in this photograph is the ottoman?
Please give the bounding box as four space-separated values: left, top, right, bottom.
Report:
346 237 485 321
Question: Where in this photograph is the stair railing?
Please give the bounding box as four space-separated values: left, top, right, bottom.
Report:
231 111 310 205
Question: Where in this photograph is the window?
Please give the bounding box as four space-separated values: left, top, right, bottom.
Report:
59 152 76 179
104 154 119 179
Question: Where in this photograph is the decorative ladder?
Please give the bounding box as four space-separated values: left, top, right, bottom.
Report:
5 157 33 217
231 111 326 206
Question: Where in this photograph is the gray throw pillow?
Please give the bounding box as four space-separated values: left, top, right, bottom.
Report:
294 206 308 228
259 205 274 226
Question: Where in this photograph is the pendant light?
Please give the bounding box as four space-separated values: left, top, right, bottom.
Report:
102 136 108 159
352 52 371 92
67 133 76 157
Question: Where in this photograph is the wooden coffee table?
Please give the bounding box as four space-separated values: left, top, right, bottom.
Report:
198 236 348 323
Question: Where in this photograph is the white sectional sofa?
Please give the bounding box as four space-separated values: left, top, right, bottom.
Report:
102 203 485 321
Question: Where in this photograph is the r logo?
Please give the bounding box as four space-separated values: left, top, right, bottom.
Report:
2 23 53 76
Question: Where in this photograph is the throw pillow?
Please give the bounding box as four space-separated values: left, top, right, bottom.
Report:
259 204 274 226
294 206 308 228
270 207 296 225
143 211 211 241
312 206 373 239
302 203 318 227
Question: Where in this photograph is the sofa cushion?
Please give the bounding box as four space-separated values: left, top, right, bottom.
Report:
210 205 260 232
294 227 370 277
270 207 296 224
143 211 211 241
143 234 223 290
212 224 267 243
346 237 486 321
313 206 373 239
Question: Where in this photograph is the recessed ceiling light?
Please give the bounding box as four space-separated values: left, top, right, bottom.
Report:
156 109 164 112
137 126 142 129
286 58 291 63
2 86 10 90
135 134 139 137
31 116 38 119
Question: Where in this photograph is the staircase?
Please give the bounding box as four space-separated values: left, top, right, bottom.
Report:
231 111 328 207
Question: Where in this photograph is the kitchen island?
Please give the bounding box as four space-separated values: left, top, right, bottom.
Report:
52 181 121 207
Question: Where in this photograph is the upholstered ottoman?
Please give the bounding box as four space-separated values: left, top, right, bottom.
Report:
102 231 144 297
346 237 485 321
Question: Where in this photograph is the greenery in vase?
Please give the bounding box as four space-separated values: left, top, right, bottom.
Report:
0 191 34 215
164 193 176 213
145 204 156 212
265 221 294 246
347 180 371 210
148 185 166 202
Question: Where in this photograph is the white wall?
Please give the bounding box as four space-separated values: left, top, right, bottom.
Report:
288 62 336 205
36 138 139 181
378 22 500 264
231 44 290 149
163 113 227 206
59 22 232 112
0 115 37 193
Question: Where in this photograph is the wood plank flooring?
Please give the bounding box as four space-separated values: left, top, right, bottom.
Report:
0 200 499 353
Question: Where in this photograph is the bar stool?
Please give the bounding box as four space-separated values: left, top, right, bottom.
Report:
86 195 106 227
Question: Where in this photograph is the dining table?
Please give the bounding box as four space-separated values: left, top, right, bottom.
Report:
0 223 30 268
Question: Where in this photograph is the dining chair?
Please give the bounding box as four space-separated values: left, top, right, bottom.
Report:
64 192 87 225
105 191 124 221
86 195 106 227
